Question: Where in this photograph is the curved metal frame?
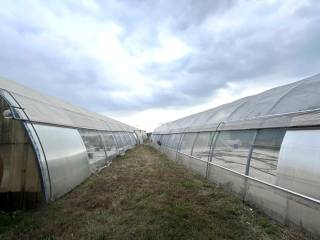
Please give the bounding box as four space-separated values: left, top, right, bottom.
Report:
0 89 52 200
0 88 139 205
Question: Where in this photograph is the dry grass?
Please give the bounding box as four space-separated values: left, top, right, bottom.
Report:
0 145 309 240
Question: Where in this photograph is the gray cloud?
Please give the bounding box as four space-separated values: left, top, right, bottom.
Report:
0 0 319 116
140 0 320 107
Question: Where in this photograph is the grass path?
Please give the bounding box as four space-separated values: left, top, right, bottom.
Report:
0 145 308 240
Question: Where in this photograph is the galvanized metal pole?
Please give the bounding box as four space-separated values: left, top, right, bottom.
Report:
245 130 258 176
206 131 220 179
176 133 185 161
206 121 224 179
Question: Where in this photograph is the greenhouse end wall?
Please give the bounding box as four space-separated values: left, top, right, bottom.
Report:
0 98 43 210
0 117 139 210
0 79 142 210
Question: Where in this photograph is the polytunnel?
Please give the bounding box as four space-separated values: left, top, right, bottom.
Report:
0 77 143 210
151 73 320 237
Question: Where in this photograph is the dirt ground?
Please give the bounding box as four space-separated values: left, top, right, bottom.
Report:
0 144 310 240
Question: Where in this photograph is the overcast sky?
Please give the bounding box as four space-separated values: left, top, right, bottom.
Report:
0 0 319 131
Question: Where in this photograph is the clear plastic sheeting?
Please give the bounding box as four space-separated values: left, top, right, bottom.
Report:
78 129 107 171
33 124 90 200
212 130 256 174
192 132 214 160
172 134 183 150
249 129 285 183
101 132 118 159
124 133 132 146
120 133 129 148
154 74 320 134
156 135 162 146
180 133 197 155
162 135 170 146
133 130 145 144
114 134 124 150
167 134 175 147
128 133 136 145
277 130 320 200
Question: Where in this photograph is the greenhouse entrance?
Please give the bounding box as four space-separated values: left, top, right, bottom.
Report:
0 78 145 211
0 95 43 210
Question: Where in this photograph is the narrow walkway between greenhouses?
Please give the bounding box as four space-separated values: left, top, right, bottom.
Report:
0 144 307 240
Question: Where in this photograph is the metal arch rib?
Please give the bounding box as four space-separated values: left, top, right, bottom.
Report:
264 80 306 115
225 97 252 122
0 88 53 200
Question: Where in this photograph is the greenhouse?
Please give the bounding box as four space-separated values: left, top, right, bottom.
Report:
0 78 145 210
151 73 320 236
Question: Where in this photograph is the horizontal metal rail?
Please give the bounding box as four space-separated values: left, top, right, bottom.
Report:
157 144 320 205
